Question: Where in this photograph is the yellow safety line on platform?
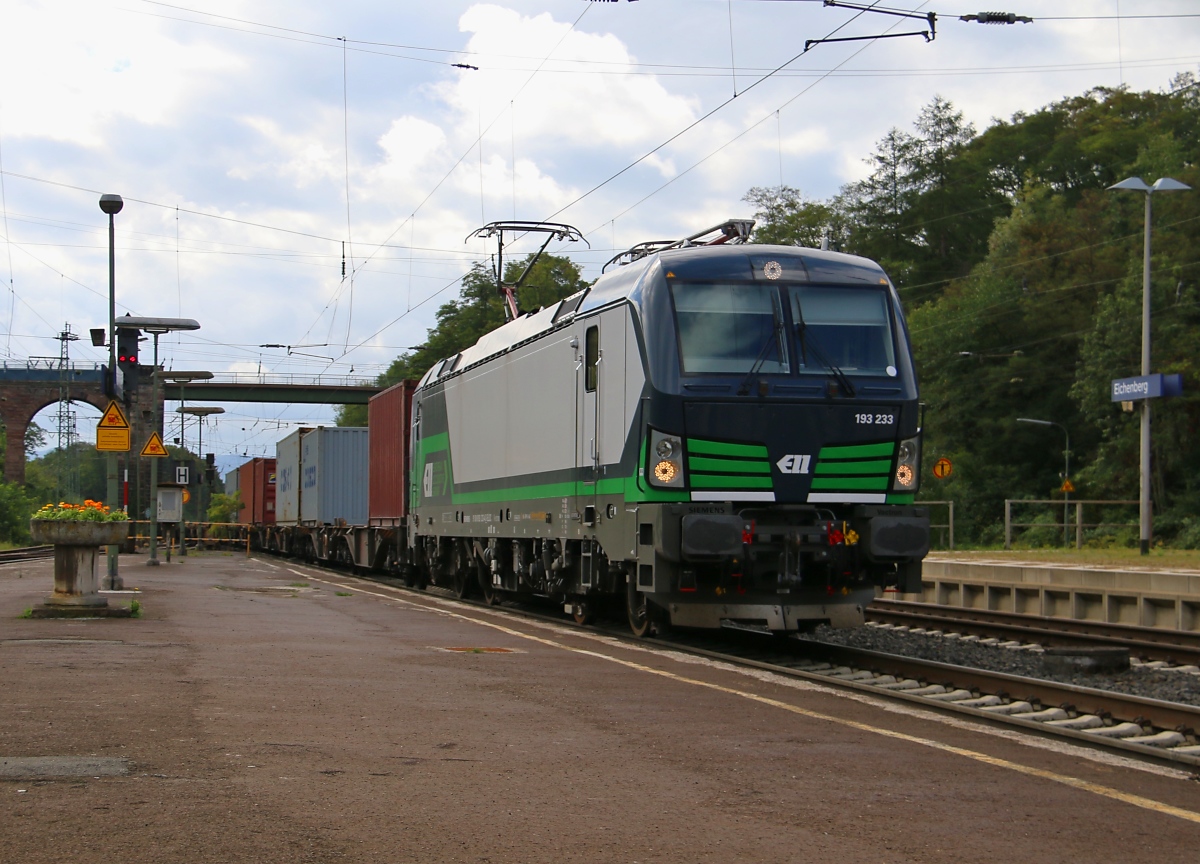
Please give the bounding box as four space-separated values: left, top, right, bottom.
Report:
295 568 1200 826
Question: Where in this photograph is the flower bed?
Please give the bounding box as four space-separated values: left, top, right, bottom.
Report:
31 501 129 547
33 500 128 522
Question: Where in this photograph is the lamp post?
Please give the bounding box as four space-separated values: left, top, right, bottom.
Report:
1017 417 1070 546
98 194 123 590
176 405 223 555
162 372 216 558
117 317 201 565
1107 176 1191 555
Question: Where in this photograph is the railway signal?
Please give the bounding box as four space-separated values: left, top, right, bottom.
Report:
116 325 141 398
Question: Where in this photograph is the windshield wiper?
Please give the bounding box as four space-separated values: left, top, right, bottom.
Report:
795 316 856 398
737 321 784 396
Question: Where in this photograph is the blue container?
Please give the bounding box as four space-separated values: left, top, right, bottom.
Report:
299 427 368 526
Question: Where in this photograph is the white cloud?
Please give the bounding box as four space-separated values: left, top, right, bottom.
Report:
438 4 699 154
0 0 239 146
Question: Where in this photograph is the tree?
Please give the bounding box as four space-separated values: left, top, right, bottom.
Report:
207 491 242 524
0 481 31 545
736 84 1200 544
842 126 922 282
743 186 848 249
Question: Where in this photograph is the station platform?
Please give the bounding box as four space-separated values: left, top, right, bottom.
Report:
918 554 1200 631
2 552 1199 863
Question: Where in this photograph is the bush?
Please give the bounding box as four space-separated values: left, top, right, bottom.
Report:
0 482 31 544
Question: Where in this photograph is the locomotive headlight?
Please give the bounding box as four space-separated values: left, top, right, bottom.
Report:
892 435 921 492
648 429 685 488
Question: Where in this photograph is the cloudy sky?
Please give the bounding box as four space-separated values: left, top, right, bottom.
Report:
1 0 1197 465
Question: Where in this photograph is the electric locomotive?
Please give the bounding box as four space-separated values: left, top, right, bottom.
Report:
408 219 929 635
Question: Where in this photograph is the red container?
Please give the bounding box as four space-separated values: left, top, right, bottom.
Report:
238 457 277 525
368 380 416 525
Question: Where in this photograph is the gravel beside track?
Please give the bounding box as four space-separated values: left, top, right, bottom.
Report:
803 624 1200 708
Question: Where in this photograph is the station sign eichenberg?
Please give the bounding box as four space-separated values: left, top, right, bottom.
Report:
1110 373 1183 403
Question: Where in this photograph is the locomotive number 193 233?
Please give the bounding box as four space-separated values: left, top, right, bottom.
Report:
854 413 895 425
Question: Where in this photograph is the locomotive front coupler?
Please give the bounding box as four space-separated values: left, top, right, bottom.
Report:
681 505 837 563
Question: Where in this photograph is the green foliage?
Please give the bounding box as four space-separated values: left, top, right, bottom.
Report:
129 599 142 618
336 252 587 426
747 82 1200 545
744 186 848 248
207 491 242 524
0 481 32 544
24 442 110 507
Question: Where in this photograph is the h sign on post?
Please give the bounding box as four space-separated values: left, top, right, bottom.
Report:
176 466 189 485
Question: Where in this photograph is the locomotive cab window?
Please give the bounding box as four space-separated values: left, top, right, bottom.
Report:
790 285 895 376
671 283 789 375
585 325 599 392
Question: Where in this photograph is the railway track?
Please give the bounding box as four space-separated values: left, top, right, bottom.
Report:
0 545 53 564
867 598 1200 668
704 635 1200 768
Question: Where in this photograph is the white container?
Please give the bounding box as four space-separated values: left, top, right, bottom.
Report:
299 427 368 526
225 466 240 498
274 429 307 526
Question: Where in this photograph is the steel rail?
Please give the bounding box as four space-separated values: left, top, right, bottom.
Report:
797 641 1200 736
868 599 1200 666
0 545 54 564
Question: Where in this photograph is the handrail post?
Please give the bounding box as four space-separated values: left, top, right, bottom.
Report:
948 501 954 550
1004 500 1012 549
1076 500 1083 549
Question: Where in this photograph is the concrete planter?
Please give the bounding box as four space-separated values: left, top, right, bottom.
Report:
29 520 129 608
30 520 129 548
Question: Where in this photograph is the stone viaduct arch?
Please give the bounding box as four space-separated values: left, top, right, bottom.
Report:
0 367 161 485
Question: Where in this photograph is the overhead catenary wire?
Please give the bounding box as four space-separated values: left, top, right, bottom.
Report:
7 0 1194 381
542 2 883 225
133 1 1200 73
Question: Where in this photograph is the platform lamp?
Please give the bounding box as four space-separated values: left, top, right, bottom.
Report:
176 405 223 556
1016 418 1070 546
98 194 123 589
116 317 201 566
1107 176 1191 554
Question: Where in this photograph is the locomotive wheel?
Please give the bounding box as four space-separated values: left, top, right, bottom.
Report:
626 576 653 638
451 541 474 599
478 562 500 605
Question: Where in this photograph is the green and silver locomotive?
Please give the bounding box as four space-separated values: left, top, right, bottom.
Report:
409 220 929 635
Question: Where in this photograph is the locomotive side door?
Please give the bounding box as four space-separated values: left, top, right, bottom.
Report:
577 322 600 516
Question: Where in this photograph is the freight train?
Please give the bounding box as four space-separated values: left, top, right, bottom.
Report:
238 220 930 636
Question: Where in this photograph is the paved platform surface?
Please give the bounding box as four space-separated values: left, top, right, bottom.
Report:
2 552 1199 863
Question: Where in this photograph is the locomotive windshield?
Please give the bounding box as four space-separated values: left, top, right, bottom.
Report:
671 281 897 377
671 283 789 374
791 285 896 376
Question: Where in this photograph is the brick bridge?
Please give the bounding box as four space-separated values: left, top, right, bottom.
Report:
0 363 162 485
0 363 380 487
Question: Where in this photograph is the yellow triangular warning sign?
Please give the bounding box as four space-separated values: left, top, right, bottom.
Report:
99 400 130 429
1061 478 1076 494
141 432 169 458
